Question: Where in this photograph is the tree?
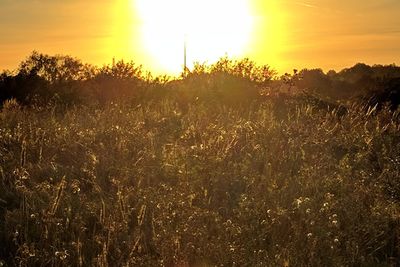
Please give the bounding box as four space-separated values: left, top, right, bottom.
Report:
18 51 89 83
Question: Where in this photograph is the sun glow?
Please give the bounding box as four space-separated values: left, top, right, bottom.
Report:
134 0 254 74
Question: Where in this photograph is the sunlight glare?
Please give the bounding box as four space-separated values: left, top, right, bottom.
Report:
134 0 254 74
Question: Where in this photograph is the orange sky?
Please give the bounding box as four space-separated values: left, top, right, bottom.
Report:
1 0 399 75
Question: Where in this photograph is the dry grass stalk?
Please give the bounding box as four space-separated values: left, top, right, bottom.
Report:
50 176 66 216
118 190 126 223
100 198 106 225
20 139 26 167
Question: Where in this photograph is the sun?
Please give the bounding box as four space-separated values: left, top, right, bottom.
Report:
134 0 254 74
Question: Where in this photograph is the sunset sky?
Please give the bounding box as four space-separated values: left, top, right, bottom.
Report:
1 0 400 75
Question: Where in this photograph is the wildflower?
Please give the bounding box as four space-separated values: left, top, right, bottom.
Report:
293 198 303 208
55 250 69 260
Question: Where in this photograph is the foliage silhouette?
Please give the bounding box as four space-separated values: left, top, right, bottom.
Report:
1 52 400 111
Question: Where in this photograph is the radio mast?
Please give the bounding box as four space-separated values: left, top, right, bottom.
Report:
183 34 187 77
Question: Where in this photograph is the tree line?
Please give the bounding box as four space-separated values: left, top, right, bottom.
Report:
1 51 399 109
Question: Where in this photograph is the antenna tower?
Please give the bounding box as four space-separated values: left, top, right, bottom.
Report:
183 34 187 76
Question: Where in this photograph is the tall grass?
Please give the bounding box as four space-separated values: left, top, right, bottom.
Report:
0 95 399 266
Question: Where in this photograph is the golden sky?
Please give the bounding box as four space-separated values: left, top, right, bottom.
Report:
1 0 400 75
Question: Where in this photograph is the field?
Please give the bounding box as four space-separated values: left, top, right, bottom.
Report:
0 54 400 266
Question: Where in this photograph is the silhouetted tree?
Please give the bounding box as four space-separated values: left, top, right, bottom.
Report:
296 69 333 97
18 51 91 83
90 59 145 104
0 68 48 104
172 57 276 107
363 77 400 110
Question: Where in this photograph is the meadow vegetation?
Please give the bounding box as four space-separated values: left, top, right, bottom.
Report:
0 52 399 266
